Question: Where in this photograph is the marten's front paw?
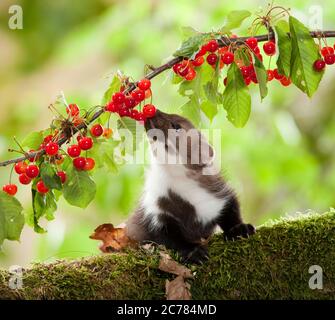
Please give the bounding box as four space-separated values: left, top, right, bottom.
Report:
225 223 256 240
181 246 209 265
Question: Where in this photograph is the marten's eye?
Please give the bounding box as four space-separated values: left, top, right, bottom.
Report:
171 122 182 131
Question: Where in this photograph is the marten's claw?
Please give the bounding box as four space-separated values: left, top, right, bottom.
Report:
181 245 209 265
225 223 256 241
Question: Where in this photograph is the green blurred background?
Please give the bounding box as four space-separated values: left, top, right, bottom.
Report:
0 0 334 268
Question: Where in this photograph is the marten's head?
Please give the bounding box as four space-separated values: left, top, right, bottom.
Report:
144 110 214 169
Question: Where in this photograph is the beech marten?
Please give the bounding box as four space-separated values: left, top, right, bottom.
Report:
126 110 255 263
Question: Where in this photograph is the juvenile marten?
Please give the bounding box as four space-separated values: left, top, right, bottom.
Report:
126 110 255 263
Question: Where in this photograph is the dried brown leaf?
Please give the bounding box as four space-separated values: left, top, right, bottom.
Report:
166 275 191 300
90 223 138 253
159 252 193 279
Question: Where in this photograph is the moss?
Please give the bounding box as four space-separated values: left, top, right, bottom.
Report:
1 211 335 299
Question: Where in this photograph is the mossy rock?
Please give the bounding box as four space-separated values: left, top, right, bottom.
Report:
1 211 335 299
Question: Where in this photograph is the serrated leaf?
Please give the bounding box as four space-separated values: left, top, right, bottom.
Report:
102 75 121 105
180 96 201 127
200 100 217 121
40 162 62 190
220 10 251 33
222 63 251 127
21 131 43 150
275 20 292 77
63 167 96 208
32 189 57 233
253 55 268 100
180 26 199 40
289 16 323 97
0 192 24 245
173 33 209 58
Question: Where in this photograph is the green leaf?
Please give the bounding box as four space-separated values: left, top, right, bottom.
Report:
289 16 323 97
63 167 96 209
40 163 62 190
200 100 217 121
253 55 268 100
101 142 119 173
180 26 199 40
180 96 202 127
275 20 292 77
32 189 57 233
220 10 251 33
173 33 209 58
222 62 251 127
21 131 43 150
117 116 142 153
0 193 24 245
102 75 121 105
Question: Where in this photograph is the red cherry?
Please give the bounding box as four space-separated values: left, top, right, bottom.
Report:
90 124 103 137
130 109 139 119
15 162 27 174
253 46 261 55
222 52 234 65
119 108 131 117
45 142 59 156
191 56 204 67
26 165 39 179
143 104 156 118
280 77 292 86
245 37 258 49
28 150 38 162
124 97 137 109
137 79 151 91
314 59 326 72
2 184 18 196
184 68 197 81
84 158 95 171
134 112 146 122
78 137 93 150
196 45 208 57
105 102 120 112
321 46 334 57
244 77 251 86
240 66 250 77
19 174 31 185
36 180 49 194
177 61 189 76
66 104 80 117
205 39 218 52
43 135 53 144
57 171 67 183
263 41 276 56
131 89 145 102
68 145 81 157
112 92 125 104
324 54 335 65
267 70 275 81
206 53 218 65
73 157 86 170
173 63 183 74
273 69 284 80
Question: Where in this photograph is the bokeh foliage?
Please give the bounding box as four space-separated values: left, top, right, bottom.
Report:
0 0 334 267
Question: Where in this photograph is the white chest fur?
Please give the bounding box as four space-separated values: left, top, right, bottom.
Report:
142 162 226 228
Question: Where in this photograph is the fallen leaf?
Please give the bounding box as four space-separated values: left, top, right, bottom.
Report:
159 252 193 279
90 223 138 253
166 275 191 300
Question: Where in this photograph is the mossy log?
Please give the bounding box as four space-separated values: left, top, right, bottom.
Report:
1 211 335 300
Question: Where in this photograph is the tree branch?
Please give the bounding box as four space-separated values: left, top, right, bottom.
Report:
0 212 334 299
1 30 335 168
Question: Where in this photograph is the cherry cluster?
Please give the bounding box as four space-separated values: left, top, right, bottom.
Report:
2 106 113 196
171 37 292 88
105 78 156 122
314 45 335 72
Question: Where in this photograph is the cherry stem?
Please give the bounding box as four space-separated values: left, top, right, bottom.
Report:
1 29 335 168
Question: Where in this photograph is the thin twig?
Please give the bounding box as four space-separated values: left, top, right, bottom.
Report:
1 30 335 167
